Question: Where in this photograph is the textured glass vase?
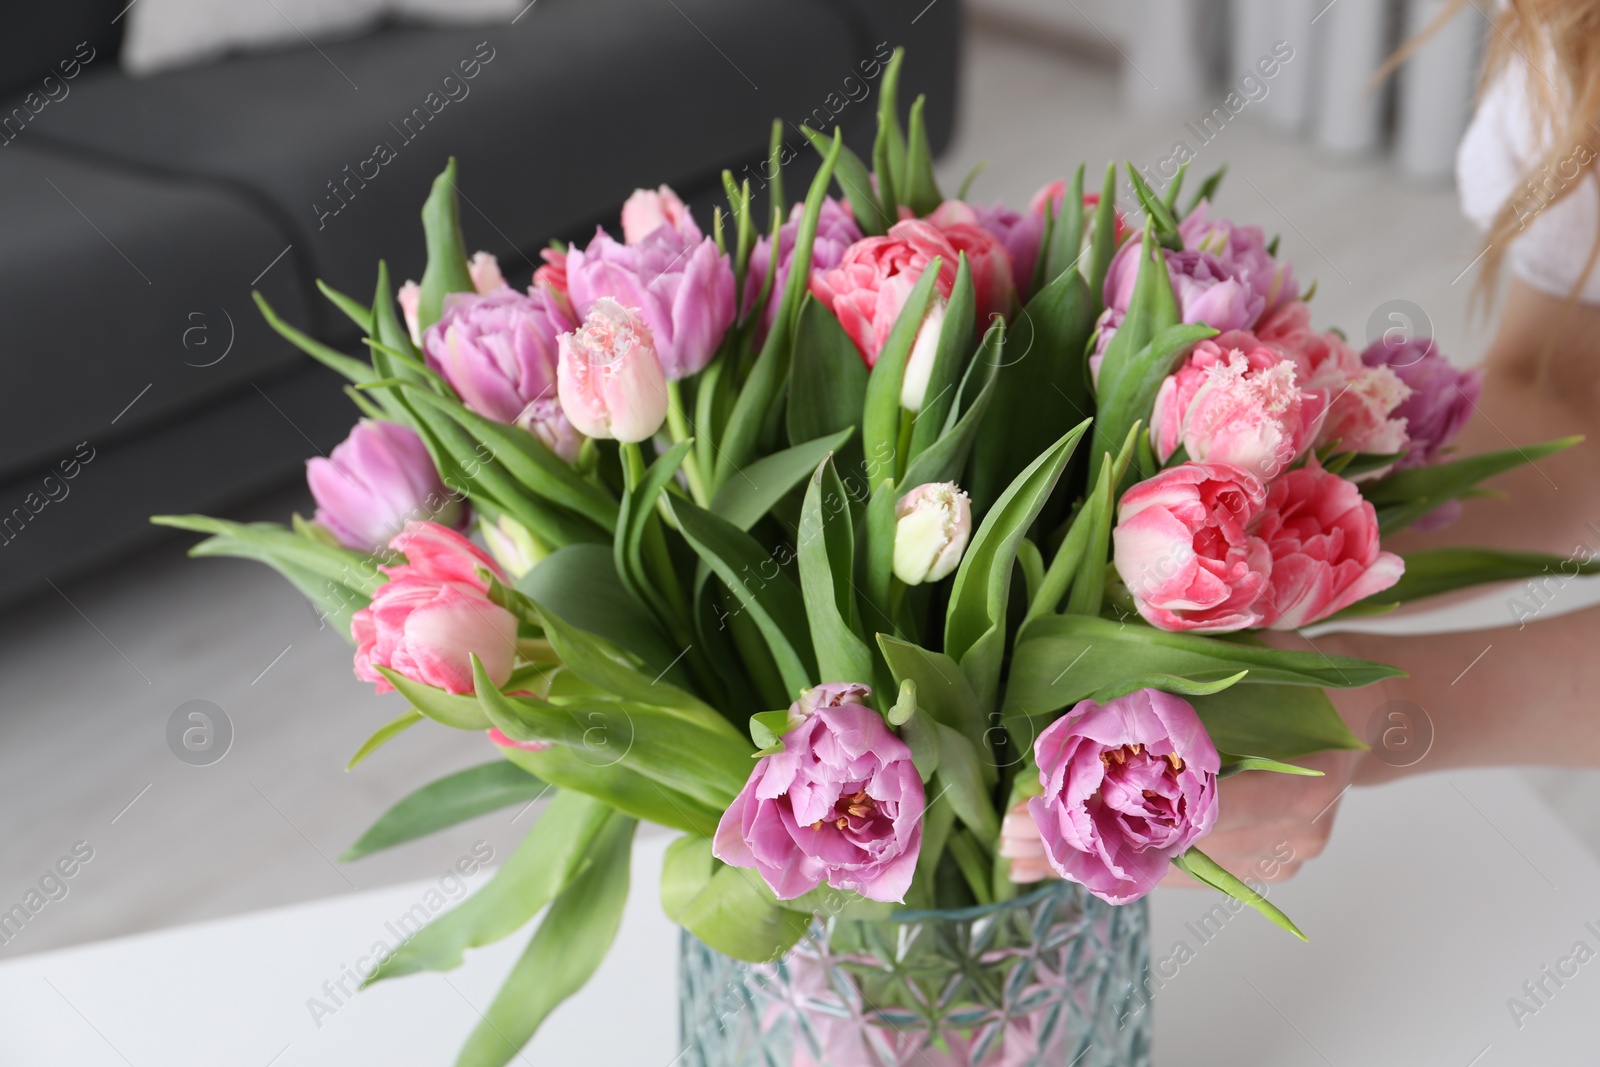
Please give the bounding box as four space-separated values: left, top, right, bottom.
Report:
678 882 1151 1067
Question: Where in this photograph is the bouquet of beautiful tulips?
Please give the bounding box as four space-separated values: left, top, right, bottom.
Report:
156 49 1586 1066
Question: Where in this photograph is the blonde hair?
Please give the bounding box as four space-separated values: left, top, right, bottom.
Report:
1391 0 1600 303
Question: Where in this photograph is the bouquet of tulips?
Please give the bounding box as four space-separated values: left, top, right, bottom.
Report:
156 49 1586 1066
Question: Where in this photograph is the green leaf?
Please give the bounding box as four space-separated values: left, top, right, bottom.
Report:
455 812 635 1067
907 256 978 460
798 456 874 686
342 760 547 861
1064 447 1115 617
945 423 1090 708
667 496 818 697
876 634 986 751
713 426 855 532
416 157 475 333
1364 437 1582 534
748 709 795 751
968 263 1095 516
317 280 374 333
787 295 871 448
372 260 420 362
799 124 886 236
473 659 749 814
1042 163 1087 288
661 837 810 963
1095 221 1180 385
499 739 722 836
901 94 943 216
1186 164 1227 215
716 133 842 487
898 686 942 781
1004 614 1401 723
933 724 1000 843
862 264 942 476
399 385 618 531
368 789 613 982
525 583 729 729
1093 322 1216 488
520 544 683 681
1173 846 1307 941
873 48 908 217
862 475 900 639
346 710 423 770
253 291 375 386
1087 162 1120 309
901 320 1003 489
615 439 693 622
1124 162 1183 249
1217 754 1325 779
1086 670 1248 703
1187 683 1367 760
1357 546 1600 608
377 667 491 730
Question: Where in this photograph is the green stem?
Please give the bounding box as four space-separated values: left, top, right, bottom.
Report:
666 379 709 506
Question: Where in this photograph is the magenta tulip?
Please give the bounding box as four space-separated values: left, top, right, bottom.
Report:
1029 688 1220 904
713 683 924 904
565 222 735 380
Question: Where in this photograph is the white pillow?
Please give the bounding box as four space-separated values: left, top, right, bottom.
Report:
122 0 522 76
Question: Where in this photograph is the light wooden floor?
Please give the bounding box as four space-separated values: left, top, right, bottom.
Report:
0 26 1586 960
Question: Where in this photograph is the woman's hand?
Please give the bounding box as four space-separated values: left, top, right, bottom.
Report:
1158 748 1358 889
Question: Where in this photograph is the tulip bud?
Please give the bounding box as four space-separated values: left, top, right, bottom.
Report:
556 298 669 443
516 397 583 464
479 514 546 580
467 251 508 294
898 297 947 412
892 481 972 585
620 184 700 244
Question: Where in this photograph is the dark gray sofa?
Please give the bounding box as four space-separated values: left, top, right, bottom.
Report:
0 0 961 602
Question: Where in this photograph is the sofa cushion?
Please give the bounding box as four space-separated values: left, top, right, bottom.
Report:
19 0 871 301
0 141 314 475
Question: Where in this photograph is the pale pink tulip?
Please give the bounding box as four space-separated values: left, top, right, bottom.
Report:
556 298 668 443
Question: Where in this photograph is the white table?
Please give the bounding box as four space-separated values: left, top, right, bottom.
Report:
3 768 1596 1065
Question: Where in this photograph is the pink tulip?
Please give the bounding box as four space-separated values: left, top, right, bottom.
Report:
1252 460 1405 629
1256 302 1411 460
1112 462 1272 633
534 246 568 299
713 683 924 904
1150 333 1325 481
810 220 961 369
565 225 735 379
307 419 463 554
1029 689 1220 905
351 522 517 696
422 288 582 454
1000 799 1055 883
399 250 511 346
924 200 1016 326
467 251 508 294
1360 336 1482 469
620 185 700 245
556 298 668 443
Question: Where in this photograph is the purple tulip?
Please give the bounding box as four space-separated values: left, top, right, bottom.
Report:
566 225 736 380
421 288 581 454
1178 203 1298 321
1094 241 1267 371
743 197 862 347
713 683 924 904
1360 336 1482 469
307 419 464 554
1028 688 1219 905
972 202 1045 294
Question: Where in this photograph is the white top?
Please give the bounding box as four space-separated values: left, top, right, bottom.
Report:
1457 61 1600 302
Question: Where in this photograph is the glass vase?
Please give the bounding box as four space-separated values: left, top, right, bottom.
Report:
678 881 1151 1067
